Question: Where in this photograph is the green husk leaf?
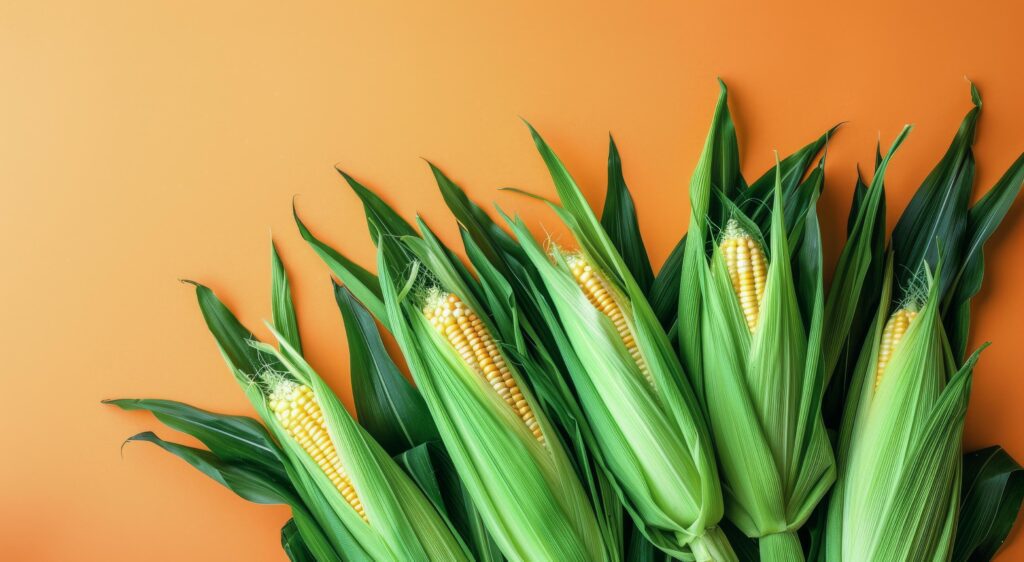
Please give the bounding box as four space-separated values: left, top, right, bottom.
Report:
396 442 506 562
821 126 911 384
334 282 439 455
891 83 980 301
105 398 286 481
601 135 654 292
272 241 303 354
282 518 318 562
257 327 472 561
124 432 342 561
943 153 1024 360
294 204 386 326
187 281 385 561
379 233 609 562
952 445 1024 561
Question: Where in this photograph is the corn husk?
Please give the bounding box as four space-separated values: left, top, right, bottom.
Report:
678 86 835 561
377 227 610 562
824 260 985 561
505 122 731 560
183 245 471 562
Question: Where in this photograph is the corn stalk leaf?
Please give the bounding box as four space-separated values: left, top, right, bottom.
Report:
337 168 419 241
271 241 303 354
335 282 439 455
821 127 911 385
282 519 317 562
430 162 525 277
294 205 386 326
943 153 1024 360
952 446 1024 562
123 431 342 562
396 442 506 562
600 135 654 292
105 398 287 482
891 83 980 304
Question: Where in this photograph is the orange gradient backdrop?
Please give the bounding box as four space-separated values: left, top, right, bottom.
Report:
3 0 1023 560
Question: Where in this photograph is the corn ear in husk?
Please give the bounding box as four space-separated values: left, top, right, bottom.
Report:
506 122 732 561
188 257 471 562
825 259 985 562
679 91 835 560
377 228 611 562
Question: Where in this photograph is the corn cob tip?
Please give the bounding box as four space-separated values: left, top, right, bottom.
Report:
565 252 655 391
719 220 767 331
873 307 919 392
267 379 368 521
421 289 546 445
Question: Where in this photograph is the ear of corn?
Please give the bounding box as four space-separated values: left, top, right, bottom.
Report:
188 272 470 562
720 219 768 332
873 307 918 391
423 289 545 443
254 329 472 562
679 97 835 560
566 252 654 389
825 261 986 561
379 233 610 562
269 380 367 521
516 123 732 561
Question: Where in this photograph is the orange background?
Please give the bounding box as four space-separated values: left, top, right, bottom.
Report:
3 0 1023 560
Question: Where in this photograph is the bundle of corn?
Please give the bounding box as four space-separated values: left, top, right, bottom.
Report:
106 79 1024 562
377 225 611 562
673 85 837 561
504 124 732 561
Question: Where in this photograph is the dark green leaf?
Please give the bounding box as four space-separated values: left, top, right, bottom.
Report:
952 446 1024 562
740 125 838 230
430 162 524 276
105 398 286 481
123 431 297 505
184 280 264 375
294 205 386 325
649 234 686 329
281 519 317 562
334 283 439 455
821 126 910 384
336 168 418 241
600 135 654 292
396 442 505 562
721 520 759 562
892 84 980 300
944 153 1024 359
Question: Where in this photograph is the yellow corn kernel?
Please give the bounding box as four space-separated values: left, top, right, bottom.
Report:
566 253 655 390
720 220 767 332
269 381 367 522
874 308 918 391
423 291 546 445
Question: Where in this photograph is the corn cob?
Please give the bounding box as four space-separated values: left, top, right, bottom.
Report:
566 253 655 390
269 380 367 521
720 219 767 332
873 308 919 391
423 290 545 444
